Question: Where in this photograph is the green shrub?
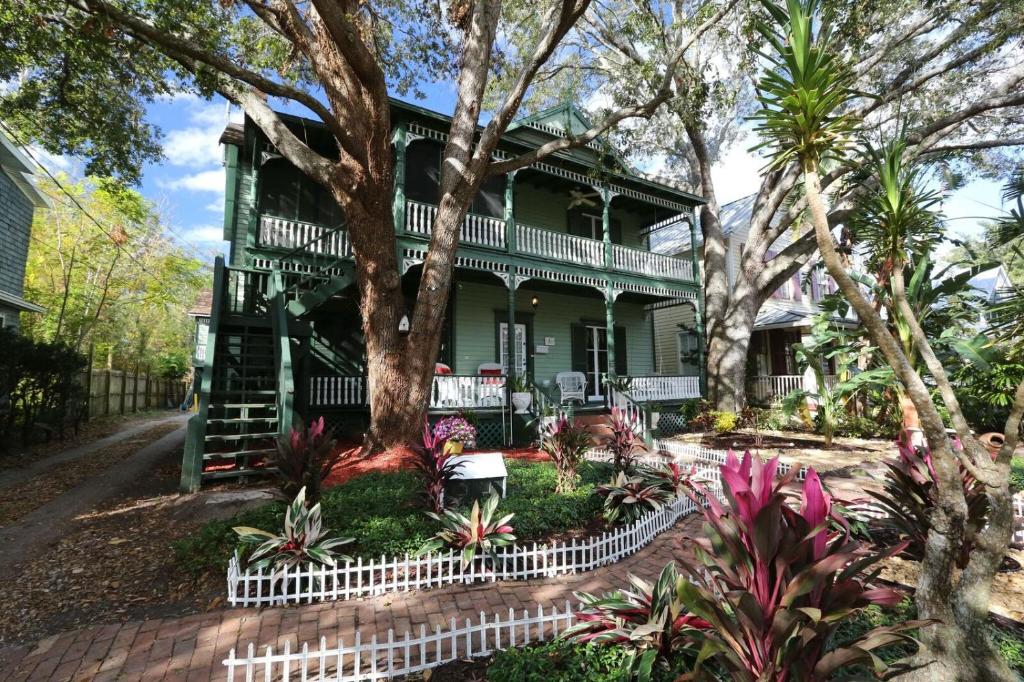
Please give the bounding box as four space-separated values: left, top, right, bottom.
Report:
487 640 689 682
175 461 610 577
711 410 738 433
1011 457 1024 494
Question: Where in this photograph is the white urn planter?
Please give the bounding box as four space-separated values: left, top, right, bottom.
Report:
511 392 533 414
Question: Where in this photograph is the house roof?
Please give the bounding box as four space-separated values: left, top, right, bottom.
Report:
0 289 45 314
754 306 856 331
650 193 787 256
219 122 245 147
188 289 213 317
0 130 50 209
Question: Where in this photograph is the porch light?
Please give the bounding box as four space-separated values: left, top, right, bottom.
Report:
398 314 410 335
531 295 539 310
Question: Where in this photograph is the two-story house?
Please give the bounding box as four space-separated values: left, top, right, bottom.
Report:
650 193 845 406
182 101 706 488
0 130 48 331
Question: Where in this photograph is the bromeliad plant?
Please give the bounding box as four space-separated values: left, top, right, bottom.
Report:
416 490 516 568
604 406 645 474
868 432 992 568
596 471 673 525
674 451 928 680
233 487 353 579
563 562 709 681
540 414 592 494
411 420 464 514
269 416 343 504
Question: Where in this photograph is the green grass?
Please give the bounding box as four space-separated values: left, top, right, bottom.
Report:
175 460 610 577
487 640 690 682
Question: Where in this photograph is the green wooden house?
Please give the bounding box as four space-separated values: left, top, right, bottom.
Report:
181 101 706 490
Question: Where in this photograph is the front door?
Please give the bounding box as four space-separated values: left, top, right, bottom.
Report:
585 325 607 401
498 322 527 375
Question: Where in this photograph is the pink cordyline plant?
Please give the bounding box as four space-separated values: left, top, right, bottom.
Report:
270 416 342 503
672 450 929 681
411 420 463 514
539 414 592 494
604 406 644 473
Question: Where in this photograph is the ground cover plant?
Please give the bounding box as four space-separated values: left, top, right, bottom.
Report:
176 460 609 577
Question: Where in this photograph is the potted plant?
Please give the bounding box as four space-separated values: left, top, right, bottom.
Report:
432 415 477 455
508 374 533 414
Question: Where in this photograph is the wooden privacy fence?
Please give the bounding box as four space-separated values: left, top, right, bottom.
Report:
227 467 723 607
83 368 188 419
224 601 576 681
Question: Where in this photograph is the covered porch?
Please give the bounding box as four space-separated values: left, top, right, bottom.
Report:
746 322 837 404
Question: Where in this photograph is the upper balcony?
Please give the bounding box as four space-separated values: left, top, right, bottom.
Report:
256 198 695 284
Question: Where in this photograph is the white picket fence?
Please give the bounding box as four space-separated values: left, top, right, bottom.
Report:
226 468 720 607
1014 493 1024 546
224 601 576 681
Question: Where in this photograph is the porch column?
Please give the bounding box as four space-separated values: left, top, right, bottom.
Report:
688 209 707 398
601 187 613 270
507 272 517 382
392 122 407 268
505 171 517 256
605 286 616 380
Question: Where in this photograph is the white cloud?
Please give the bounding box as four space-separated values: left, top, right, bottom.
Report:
164 126 223 167
205 199 223 212
710 134 764 204
181 225 224 243
26 144 74 173
161 168 225 193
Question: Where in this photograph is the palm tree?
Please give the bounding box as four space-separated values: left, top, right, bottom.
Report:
750 1 1022 679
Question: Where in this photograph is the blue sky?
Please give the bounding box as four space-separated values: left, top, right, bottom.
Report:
46 86 1010 264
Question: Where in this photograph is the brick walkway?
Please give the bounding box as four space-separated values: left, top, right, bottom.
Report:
3 516 704 681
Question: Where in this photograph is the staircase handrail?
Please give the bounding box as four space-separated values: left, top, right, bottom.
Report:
605 375 653 447
276 221 347 262
528 379 572 424
180 255 226 492
278 223 350 299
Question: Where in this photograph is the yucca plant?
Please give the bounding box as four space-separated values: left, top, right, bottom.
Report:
563 562 710 681
868 434 992 568
269 416 343 504
234 487 354 579
416 490 516 568
540 414 593 493
596 471 674 525
604 406 645 473
411 420 463 514
674 451 928 680
639 462 696 498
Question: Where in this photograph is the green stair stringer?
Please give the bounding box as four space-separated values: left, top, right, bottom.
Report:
270 268 299 437
181 255 226 492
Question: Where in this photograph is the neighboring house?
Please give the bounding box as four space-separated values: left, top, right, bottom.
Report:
182 101 706 487
0 130 48 331
650 193 846 405
182 289 213 410
963 264 1014 328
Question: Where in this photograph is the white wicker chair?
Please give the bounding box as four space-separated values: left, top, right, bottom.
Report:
555 371 587 405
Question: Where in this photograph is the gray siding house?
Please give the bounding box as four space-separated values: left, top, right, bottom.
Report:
0 131 48 331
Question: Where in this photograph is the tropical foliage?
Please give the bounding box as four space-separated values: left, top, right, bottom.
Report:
596 472 673 525
603 407 644 473
563 563 709 681
539 415 592 494
410 420 463 514
233 487 353 579
640 462 696 499
416 490 516 568
673 451 925 680
268 417 343 504
868 434 993 568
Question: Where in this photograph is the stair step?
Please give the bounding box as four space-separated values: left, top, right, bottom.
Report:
202 467 275 480
202 449 276 461
207 417 279 424
211 390 278 396
205 431 278 442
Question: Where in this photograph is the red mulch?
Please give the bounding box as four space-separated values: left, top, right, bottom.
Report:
322 442 551 487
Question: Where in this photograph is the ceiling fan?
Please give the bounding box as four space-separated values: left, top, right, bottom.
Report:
567 188 600 209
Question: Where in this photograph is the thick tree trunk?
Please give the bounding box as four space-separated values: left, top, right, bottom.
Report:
705 290 759 412
802 165 1013 681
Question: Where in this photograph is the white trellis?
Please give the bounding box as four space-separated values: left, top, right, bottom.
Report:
223 601 577 681
227 471 721 607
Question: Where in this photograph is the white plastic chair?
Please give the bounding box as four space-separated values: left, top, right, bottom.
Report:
556 371 588 405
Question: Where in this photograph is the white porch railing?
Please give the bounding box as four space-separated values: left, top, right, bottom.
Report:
310 376 367 407
625 375 700 402
748 374 839 402
429 375 506 409
405 200 506 249
258 216 351 257
308 374 507 410
515 223 606 267
611 244 693 281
